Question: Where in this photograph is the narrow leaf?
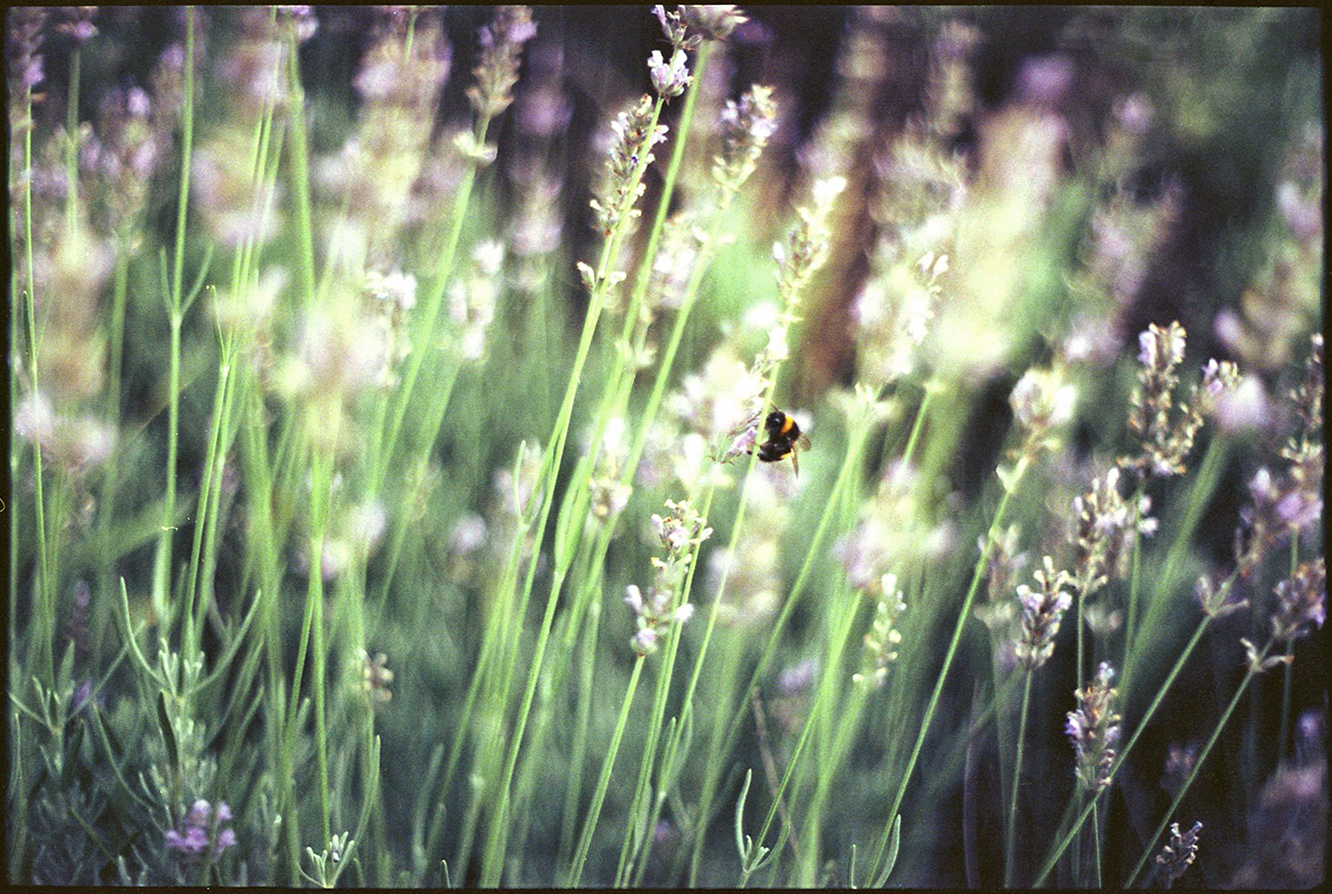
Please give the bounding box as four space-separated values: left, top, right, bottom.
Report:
735 768 754 861
872 814 902 887
90 705 153 812
156 691 178 775
118 579 158 685
197 587 264 696
61 718 84 788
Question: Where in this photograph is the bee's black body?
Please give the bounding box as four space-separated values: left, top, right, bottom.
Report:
754 408 811 474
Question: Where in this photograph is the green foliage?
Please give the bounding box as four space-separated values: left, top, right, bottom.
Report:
8 5 1323 889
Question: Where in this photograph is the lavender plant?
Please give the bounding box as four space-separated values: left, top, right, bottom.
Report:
7 6 1323 889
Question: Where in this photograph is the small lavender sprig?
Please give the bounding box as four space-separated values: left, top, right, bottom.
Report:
165 799 236 859
1269 558 1325 644
589 95 668 238
712 84 777 195
648 47 691 99
1066 661 1121 794
466 6 535 119
1153 821 1202 888
1004 555 1073 885
852 573 906 689
626 499 711 655
1123 321 1221 480
999 362 1077 490
1015 556 1073 671
679 5 747 43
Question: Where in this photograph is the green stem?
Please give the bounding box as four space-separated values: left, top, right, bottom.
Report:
867 470 1022 882
171 8 196 307
1004 670 1033 887
195 346 242 638
182 344 233 656
96 252 132 659
615 482 715 884
1118 484 1147 697
709 414 873 783
1091 802 1102 887
613 626 682 885
477 95 667 886
154 7 196 629
683 614 745 886
556 593 602 869
750 593 863 885
787 590 869 886
153 307 183 625
284 23 317 309
681 462 762 884
1123 639 1272 887
371 361 461 607
308 442 337 844
1278 535 1299 760
1033 613 1213 886
64 47 81 234
19 62 55 687
901 385 935 466
1123 436 1228 690
421 505 527 868
565 656 646 886
376 117 491 493
23 291 52 688
1278 640 1294 762
249 386 303 883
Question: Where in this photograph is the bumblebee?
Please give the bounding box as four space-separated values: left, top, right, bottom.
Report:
753 408 811 475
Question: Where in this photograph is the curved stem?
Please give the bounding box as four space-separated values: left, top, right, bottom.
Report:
565 657 646 886
1004 669 1033 886
154 7 196 629
284 24 316 309
1091 802 1102 887
478 95 667 885
1032 614 1213 886
375 115 490 492
867 476 1020 881
1123 641 1270 887
63 47 81 233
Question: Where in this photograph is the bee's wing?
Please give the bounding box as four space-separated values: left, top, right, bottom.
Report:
791 450 800 476
795 433 812 451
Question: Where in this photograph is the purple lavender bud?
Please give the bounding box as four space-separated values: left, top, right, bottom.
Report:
1113 93 1153 135
72 679 93 713
126 86 151 118
624 584 644 613
21 56 44 89
1137 329 1156 367
1247 468 1276 505
187 799 210 826
214 828 237 855
632 627 659 654
777 659 818 695
1016 54 1073 107
68 20 97 43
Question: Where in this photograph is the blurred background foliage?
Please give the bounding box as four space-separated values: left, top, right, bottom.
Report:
39 6 1321 386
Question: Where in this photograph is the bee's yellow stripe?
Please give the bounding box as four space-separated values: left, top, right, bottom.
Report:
779 414 795 435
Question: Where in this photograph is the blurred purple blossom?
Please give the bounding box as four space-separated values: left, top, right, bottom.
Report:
1016 54 1073 107
166 799 236 858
